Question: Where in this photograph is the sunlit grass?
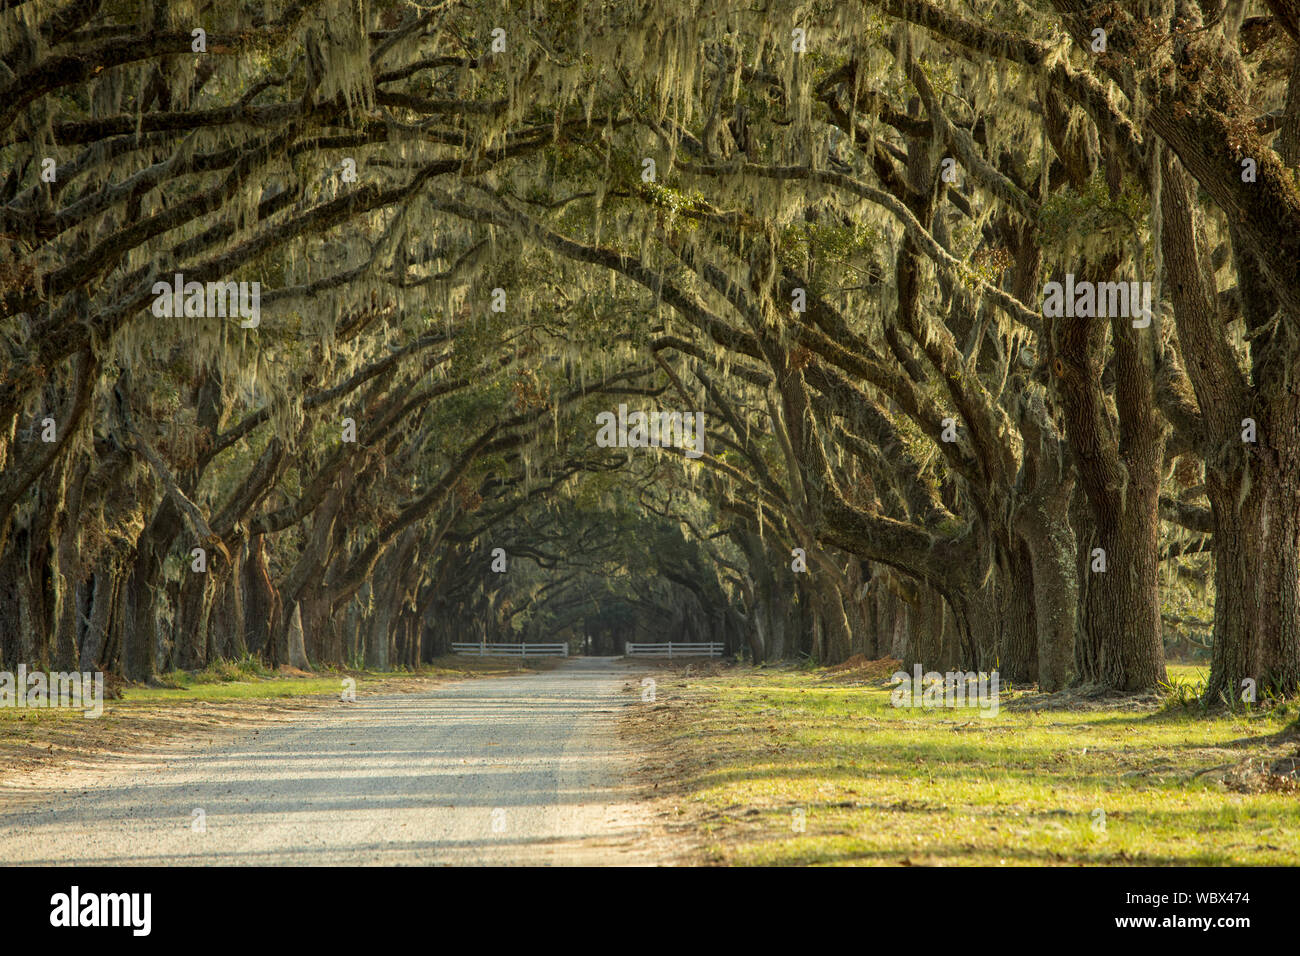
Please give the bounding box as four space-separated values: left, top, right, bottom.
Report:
642 663 1299 866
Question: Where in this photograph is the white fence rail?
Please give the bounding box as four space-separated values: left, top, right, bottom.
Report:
625 642 724 659
450 642 568 658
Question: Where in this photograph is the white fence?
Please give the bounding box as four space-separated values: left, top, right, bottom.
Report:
450 642 568 658
625 642 724 659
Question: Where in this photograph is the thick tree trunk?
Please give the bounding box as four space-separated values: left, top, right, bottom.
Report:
997 542 1038 684
766 585 789 660
1072 483 1165 691
52 459 88 670
1016 512 1078 692
745 600 767 663
210 555 246 661
1206 455 1300 700
0 546 23 669
174 567 212 671
1014 463 1079 691
1158 153 1300 700
287 602 310 669
79 568 115 671
122 498 184 681
947 585 995 673
1050 262 1167 691
815 580 854 665
242 534 279 661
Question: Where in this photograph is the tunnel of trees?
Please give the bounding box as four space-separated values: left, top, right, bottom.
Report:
3 0 1299 700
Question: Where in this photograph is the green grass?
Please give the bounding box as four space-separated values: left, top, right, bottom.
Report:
127 655 377 701
1165 663 1209 686
124 676 354 701
643 663 1300 866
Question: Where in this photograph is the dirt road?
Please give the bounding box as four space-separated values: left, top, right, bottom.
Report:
0 657 665 865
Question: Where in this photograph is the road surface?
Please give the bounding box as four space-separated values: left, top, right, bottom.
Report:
0 657 662 865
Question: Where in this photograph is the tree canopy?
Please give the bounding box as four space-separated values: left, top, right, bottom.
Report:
3 0 1299 701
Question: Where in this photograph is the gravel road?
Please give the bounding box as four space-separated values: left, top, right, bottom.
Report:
0 657 662 866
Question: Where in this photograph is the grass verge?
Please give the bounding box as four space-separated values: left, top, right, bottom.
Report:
623 660 1300 866
0 654 559 781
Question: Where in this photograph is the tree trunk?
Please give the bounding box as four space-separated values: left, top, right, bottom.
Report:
1206 453 1300 700
79 568 115 671
1050 262 1167 691
242 534 278 660
122 498 184 681
1016 511 1078 692
1072 481 1165 691
287 602 310 669
996 541 1038 684
174 566 212 670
